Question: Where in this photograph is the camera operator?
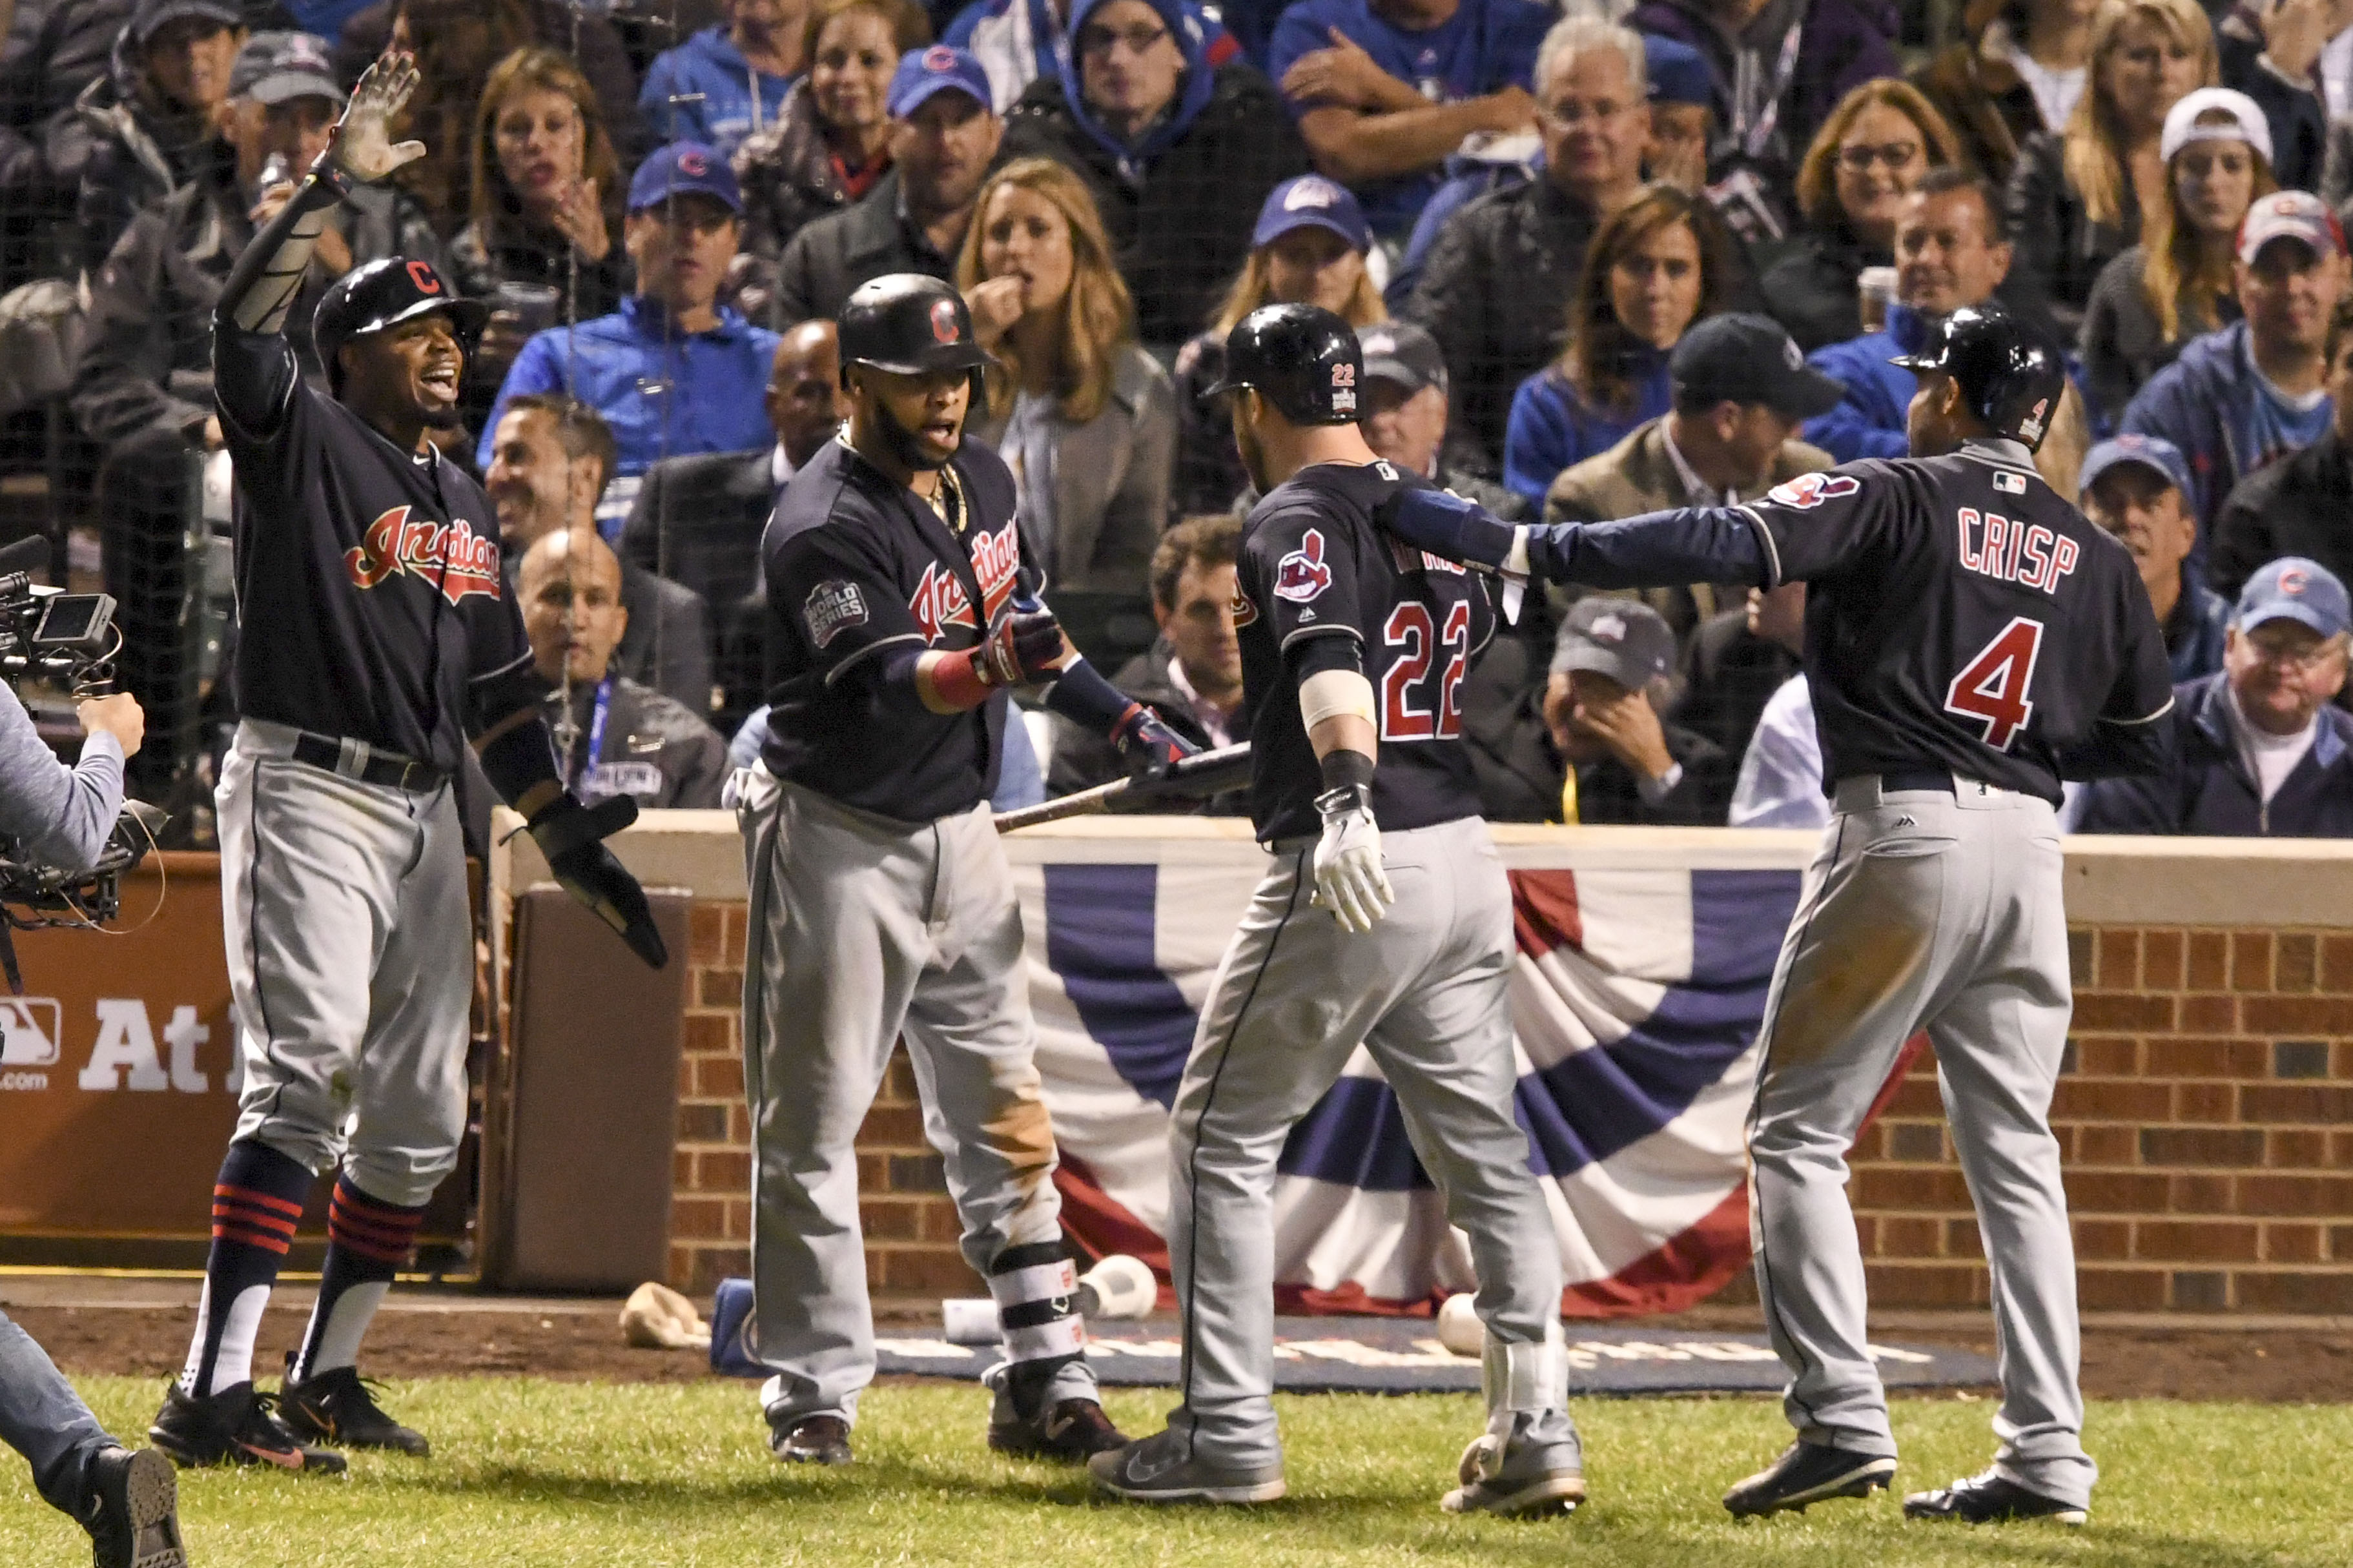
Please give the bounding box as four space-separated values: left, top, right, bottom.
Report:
0 684 189 1565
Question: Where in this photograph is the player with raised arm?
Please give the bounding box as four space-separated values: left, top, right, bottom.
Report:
1089 305 1586 1517
1377 306 2174 1527
150 53 665 1474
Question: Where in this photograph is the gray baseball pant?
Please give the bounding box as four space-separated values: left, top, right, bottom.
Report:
734 768 1096 1427
1749 773 2095 1508
1166 815 1574 1470
220 718 473 1207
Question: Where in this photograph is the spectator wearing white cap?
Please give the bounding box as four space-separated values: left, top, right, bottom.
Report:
2079 87 2274 421
2121 188 2350 549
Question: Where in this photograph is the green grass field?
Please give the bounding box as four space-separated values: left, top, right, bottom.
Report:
4 1380 2345 1567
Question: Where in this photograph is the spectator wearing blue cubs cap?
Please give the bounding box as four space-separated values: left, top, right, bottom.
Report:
1000 0 1306 347
2077 556 2353 837
1643 34 1711 191
2079 434 2228 682
1171 174 1385 511
2209 297 2353 604
768 45 1006 325
480 141 785 504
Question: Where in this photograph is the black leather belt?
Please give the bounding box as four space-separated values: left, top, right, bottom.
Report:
1879 768 1955 794
291 731 446 791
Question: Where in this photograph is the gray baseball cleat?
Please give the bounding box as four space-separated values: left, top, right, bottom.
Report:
1087 1427 1286 1504
1723 1440 1896 1517
1904 1469 2086 1526
1440 1431 1586 1517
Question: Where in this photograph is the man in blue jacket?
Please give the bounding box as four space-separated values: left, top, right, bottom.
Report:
480 143 784 520
639 0 803 154
2076 557 2353 837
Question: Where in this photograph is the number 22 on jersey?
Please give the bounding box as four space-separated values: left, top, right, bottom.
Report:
1381 600 1470 740
1944 616 2044 749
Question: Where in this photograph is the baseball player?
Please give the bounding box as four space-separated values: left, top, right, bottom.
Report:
150 54 665 1473
1379 307 2174 1527
1089 305 1585 1516
740 272 1194 1467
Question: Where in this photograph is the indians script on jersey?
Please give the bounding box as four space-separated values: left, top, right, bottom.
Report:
909 519 1021 642
343 505 502 606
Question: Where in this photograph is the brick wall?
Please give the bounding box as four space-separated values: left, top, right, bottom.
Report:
1849 925 2353 1314
665 901 2353 1314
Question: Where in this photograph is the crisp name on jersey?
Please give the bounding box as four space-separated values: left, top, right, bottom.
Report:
1957 507 2079 595
344 506 500 604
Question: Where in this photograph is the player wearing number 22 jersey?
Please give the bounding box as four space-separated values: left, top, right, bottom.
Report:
1379 309 2172 1531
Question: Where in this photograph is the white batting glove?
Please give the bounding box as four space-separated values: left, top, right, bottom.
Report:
1310 784 1393 933
324 52 427 184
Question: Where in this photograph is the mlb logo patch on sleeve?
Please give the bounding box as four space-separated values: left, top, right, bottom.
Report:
804 580 868 648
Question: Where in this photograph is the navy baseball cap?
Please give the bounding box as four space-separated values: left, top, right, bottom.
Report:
889 45 992 119
1251 175 1370 254
231 32 345 108
627 141 742 216
1645 34 1711 107
1670 313 1844 420
2078 434 2193 502
2235 556 2351 639
1552 597 1677 688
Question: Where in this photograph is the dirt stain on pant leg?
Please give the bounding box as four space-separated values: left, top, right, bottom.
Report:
1767 875 1935 1070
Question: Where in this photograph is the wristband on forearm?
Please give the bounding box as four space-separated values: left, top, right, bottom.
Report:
1318 747 1375 795
219 172 346 336
1038 655 1135 736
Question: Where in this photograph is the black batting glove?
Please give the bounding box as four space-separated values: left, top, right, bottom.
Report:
975 610 1067 688
527 792 668 969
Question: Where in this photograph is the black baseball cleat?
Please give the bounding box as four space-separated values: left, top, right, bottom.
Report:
770 1414 853 1465
988 1397 1129 1461
82 1447 187 1568
1904 1469 2087 1526
1723 1440 1896 1518
149 1381 346 1474
279 1360 431 1456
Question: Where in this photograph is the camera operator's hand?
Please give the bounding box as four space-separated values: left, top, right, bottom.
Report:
78 694 143 759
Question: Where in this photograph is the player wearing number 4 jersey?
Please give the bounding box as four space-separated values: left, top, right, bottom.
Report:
1091 305 1586 1518
1379 307 2174 1529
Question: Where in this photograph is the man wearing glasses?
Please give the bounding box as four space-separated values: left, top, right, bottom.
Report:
2077 556 2353 836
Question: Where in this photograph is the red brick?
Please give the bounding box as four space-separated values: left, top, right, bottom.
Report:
1855 1167 1973 1210
2331 1227 2353 1261
2277 933 2319 993
2241 996 2353 1035
674 1102 729 1143
2064 1170 2170 1211
2168 1173 2235 1213
673 1149 695 1189
860 1197 921 1241
1943 1219 1985 1259
698 1150 752 1193
729 1103 752 1144
918 1197 964 1243
679 1246 750 1294
2076 1267 2166 1311
2075 1126 2139 1165
876 1247 985 1292
881 1055 920 1103
2052 1078 2172 1121
2073 1219 2132 1260
697 967 745 1008
675 1057 697 1098
2232 932 2275 992
2242 1084 2353 1123
690 903 726 967
1864 1262 1985 1308
857 1104 927 1148
2335 1131 2353 1166
856 1152 890 1189
722 903 748 966
2233 1271 2353 1314
2186 931 2231 991
2140 930 2185 990
2177 994 2237 1033
725 1200 752 1241
2133 1220 2259 1263
1849 1123 1886 1161
2071 1035 2139 1075
2268 1129 2330 1168
2237 1174 2353 1216
2068 928 2094 986
2095 930 2139 990
2323 934 2353 993
671 1197 727 1239
2172 1082 2236 1122
2144 1038 2267 1079
1874 1216 1942 1257
2265 1224 2324 1263
681 1013 734 1055
2141 1128 2266 1166
1886 1079 1944 1117
2070 992 2175 1031
1851 1215 1878 1253
694 1055 745 1099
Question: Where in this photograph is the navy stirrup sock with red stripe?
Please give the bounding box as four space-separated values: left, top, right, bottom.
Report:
181 1139 313 1398
291 1174 425 1384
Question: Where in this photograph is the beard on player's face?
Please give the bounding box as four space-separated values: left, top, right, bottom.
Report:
345 316 464 428
856 367 969 473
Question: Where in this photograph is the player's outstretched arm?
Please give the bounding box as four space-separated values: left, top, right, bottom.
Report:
1376 487 1777 593
216 51 426 338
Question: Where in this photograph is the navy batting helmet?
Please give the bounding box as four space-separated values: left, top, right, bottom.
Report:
1890 305 2068 451
1204 303 1362 426
837 272 991 385
313 256 488 382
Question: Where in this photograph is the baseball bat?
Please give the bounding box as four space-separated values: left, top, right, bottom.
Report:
994 742 1252 833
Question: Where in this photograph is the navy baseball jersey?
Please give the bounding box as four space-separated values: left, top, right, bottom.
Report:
214 327 530 775
760 437 1025 823
1742 442 2173 800
1238 459 1496 842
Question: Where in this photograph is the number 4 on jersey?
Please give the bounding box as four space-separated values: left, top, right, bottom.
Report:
1944 616 2044 750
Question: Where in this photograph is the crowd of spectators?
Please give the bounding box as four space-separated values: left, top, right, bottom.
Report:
1 0 2350 840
